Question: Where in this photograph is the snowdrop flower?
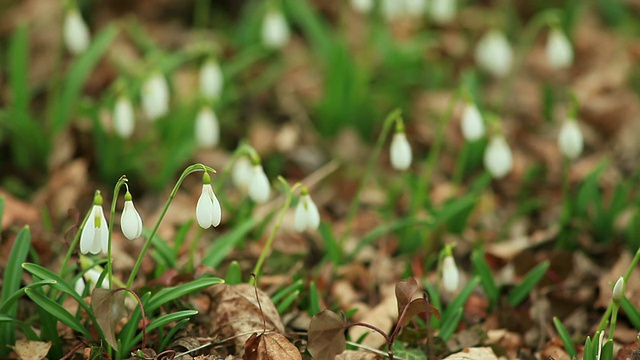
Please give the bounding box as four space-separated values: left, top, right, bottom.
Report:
442 255 460 292
558 119 583 160
429 0 456 24
113 95 135 139
484 135 513 179
262 8 290 50
195 107 220 149
461 103 485 141
80 191 109 255
350 0 374 14
121 191 143 240
74 268 110 295
613 276 625 302
199 59 223 100
249 164 270 203
141 72 170 121
63 8 90 55
546 27 573 69
196 172 222 229
390 129 412 171
405 0 427 16
74 277 86 296
232 156 253 192
475 30 513 78
381 0 405 21
294 188 321 232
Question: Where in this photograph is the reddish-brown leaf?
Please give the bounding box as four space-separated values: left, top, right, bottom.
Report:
91 288 127 350
308 310 347 360
242 332 301 360
395 278 419 317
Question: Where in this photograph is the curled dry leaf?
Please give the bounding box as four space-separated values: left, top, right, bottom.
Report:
91 288 128 350
10 340 51 360
395 277 419 316
242 332 301 360
308 309 347 360
395 278 440 327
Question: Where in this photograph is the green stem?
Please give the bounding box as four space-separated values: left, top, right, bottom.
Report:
126 164 215 288
341 108 402 242
108 176 129 289
59 211 90 280
251 177 300 284
609 303 619 341
453 141 470 187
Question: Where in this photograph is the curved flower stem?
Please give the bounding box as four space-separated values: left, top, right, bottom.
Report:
59 210 90 279
341 108 402 243
126 164 215 288
349 322 392 359
214 140 258 190
251 176 301 284
107 176 129 290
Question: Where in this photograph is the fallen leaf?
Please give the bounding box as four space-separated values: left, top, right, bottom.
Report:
10 340 51 360
395 277 419 317
335 350 381 359
442 347 498 360
308 310 347 360
242 332 301 360
91 288 128 350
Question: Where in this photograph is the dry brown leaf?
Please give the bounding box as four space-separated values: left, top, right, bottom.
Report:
596 251 640 308
91 288 128 350
242 332 301 360
395 277 419 317
10 340 51 360
442 347 498 360
308 310 346 360
348 284 397 349
0 189 40 230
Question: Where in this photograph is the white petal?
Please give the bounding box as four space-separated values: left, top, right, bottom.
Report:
196 185 214 229
249 165 270 203
350 0 374 13
121 200 143 240
475 30 513 78
75 277 86 296
207 185 222 227
461 104 485 141
484 135 513 179
113 96 135 138
294 201 307 232
390 133 412 171
442 256 460 292
97 207 109 254
262 10 290 49
558 120 583 160
79 207 96 255
430 0 456 24
142 73 169 121
63 9 90 55
85 268 109 289
195 107 220 148
546 28 573 69
304 195 321 230
199 60 224 100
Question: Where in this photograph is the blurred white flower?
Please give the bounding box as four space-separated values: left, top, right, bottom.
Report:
113 96 135 139
80 192 108 255
232 156 253 192
475 30 513 78
461 103 485 141
141 72 169 121
429 0 456 24
199 59 223 100
546 28 573 69
484 135 513 179
558 119 583 160
121 191 143 240
249 164 270 203
74 277 86 296
196 172 222 229
294 192 321 232
350 0 374 14
442 255 460 292
613 276 625 302
63 8 90 55
405 0 427 16
390 132 412 171
381 0 405 21
195 107 220 149
262 9 290 49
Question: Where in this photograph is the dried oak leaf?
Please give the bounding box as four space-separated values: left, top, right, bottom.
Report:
395 278 440 327
91 288 128 350
242 332 301 360
308 309 347 360
10 340 51 360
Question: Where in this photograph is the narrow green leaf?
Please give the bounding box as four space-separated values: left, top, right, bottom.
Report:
471 249 499 306
442 277 481 324
0 279 56 315
224 260 242 285
130 310 197 346
271 279 304 304
22 263 93 315
584 336 594 360
600 339 614 360
0 315 39 340
507 261 550 307
553 317 577 359
24 288 91 338
620 297 640 329
277 290 300 314
439 307 463 342
144 277 224 312
202 217 258 267
319 222 342 264
308 281 321 316
159 318 190 352
148 231 175 268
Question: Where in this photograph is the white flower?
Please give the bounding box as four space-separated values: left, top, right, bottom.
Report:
558 119 583 160
249 164 270 203
113 96 135 139
461 103 485 141
405 0 427 16
80 192 109 255
195 107 220 149
84 268 110 290
390 132 412 171
74 277 86 296
199 59 224 100
484 135 513 179
63 8 90 55
381 0 405 21
262 9 290 49
350 0 374 14
442 255 460 292
141 72 169 121
429 0 456 24
232 156 253 192
121 192 143 240
294 192 321 232
546 28 573 69
196 173 222 229
613 276 625 302
475 30 513 78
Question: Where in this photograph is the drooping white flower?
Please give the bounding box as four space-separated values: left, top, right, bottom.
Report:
199 59 224 100
390 132 412 171
63 8 90 55
249 164 271 203
461 103 485 141
121 191 143 240
262 9 290 50
195 107 220 149
558 119 583 160
113 95 135 139
475 30 513 78
442 255 460 292
484 135 513 179
613 276 625 302
429 0 456 24
232 156 253 192
196 172 222 229
141 72 170 121
350 0 374 14
84 268 110 290
294 190 321 232
74 277 86 296
546 28 573 69
80 191 109 255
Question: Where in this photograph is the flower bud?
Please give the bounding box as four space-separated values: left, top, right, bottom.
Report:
461 103 485 141
613 276 625 302
442 255 460 292
63 8 90 55
113 96 135 139
390 132 412 171
475 30 513 78
195 107 220 149
232 156 253 192
200 59 223 100
196 172 222 229
558 119 583 160
294 189 321 232
546 28 573 69
141 72 170 121
484 135 513 179
249 164 270 203
262 9 290 49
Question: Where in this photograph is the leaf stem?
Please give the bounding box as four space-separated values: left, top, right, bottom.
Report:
107 176 128 290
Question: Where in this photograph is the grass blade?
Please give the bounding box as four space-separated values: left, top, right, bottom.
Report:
507 261 549 307
24 288 91 338
442 277 481 324
130 310 198 345
0 315 39 340
202 217 258 267
22 263 93 315
553 316 577 359
439 307 463 342
471 249 499 306
0 279 57 315
620 297 640 329
144 277 224 312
